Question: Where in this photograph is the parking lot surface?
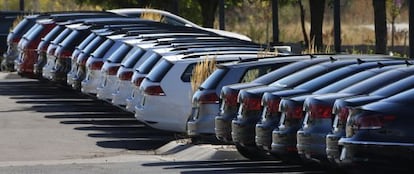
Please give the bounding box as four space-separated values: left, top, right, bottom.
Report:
0 72 333 174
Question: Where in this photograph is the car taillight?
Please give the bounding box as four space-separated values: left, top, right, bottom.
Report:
199 92 219 104
144 85 165 96
133 76 145 87
337 107 350 123
242 97 262 111
285 105 303 119
11 37 20 44
119 71 133 81
222 91 238 107
309 104 332 119
107 66 120 75
88 61 104 70
58 50 72 58
262 98 280 119
355 114 396 130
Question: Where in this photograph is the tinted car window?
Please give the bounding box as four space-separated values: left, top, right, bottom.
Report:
91 39 114 58
240 65 282 83
11 18 30 35
181 63 197 82
340 71 406 94
315 70 378 94
200 68 228 89
370 76 414 96
82 36 104 53
146 59 173 82
51 28 71 44
43 26 64 41
76 33 96 50
383 88 414 104
107 43 132 63
137 52 162 73
26 24 44 40
122 48 146 68
271 66 326 88
60 30 88 48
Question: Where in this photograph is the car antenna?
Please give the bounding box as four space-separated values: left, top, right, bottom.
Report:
309 54 317 59
377 61 385 67
329 56 337 62
357 58 365 64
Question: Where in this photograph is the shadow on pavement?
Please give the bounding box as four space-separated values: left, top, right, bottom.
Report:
0 79 177 152
142 160 327 174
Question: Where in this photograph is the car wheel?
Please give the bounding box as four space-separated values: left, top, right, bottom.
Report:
235 144 275 161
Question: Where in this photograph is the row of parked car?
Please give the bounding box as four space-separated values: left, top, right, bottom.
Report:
3 8 414 170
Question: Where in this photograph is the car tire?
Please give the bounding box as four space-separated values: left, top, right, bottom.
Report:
235 144 275 161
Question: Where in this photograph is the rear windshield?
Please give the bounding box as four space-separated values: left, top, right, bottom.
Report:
383 88 414 104
107 43 133 63
60 30 88 49
11 18 30 35
51 28 71 44
122 48 146 68
251 60 323 84
200 68 228 89
136 52 162 73
240 64 284 83
146 59 173 82
76 33 96 50
270 66 326 88
82 36 104 54
26 24 44 40
340 71 406 94
43 26 64 42
91 39 114 58
315 70 377 94
370 76 414 96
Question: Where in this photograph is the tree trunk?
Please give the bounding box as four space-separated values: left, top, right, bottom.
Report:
298 0 309 47
309 0 325 50
198 0 219 28
373 0 387 54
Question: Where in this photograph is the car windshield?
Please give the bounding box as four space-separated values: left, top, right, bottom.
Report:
82 36 104 54
11 18 30 35
382 88 414 104
76 33 96 50
26 24 44 40
270 65 326 88
51 28 71 44
314 70 378 94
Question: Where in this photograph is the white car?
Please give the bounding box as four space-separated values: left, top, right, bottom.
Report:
108 8 251 41
134 52 274 132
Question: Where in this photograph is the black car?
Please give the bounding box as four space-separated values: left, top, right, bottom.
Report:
327 74 414 164
296 64 414 164
339 87 414 167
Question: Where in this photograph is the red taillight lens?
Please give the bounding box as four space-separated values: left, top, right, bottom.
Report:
133 76 145 87
12 37 20 44
356 114 396 129
242 97 262 111
107 66 120 75
119 71 133 81
58 50 72 58
338 107 350 123
309 104 332 119
222 92 238 107
144 85 165 96
262 98 280 119
286 105 304 119
199 93 219 104
88 61 104 70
